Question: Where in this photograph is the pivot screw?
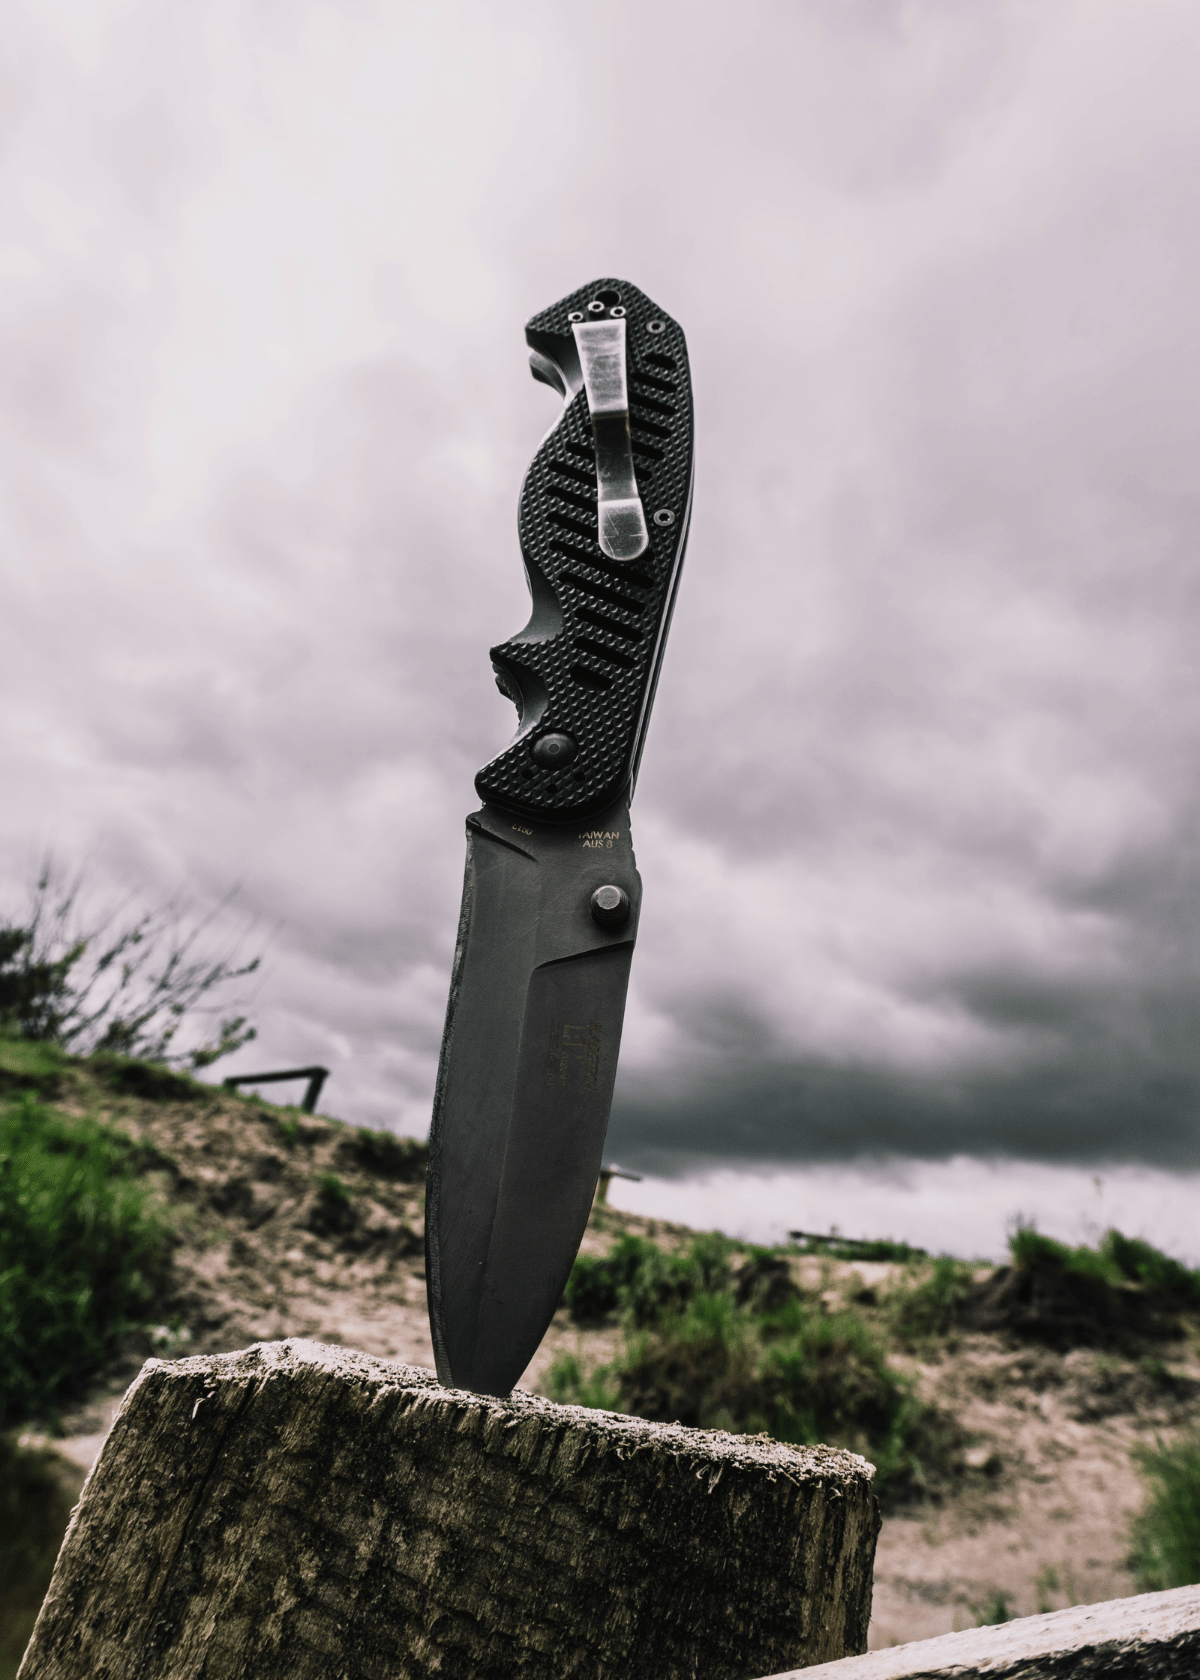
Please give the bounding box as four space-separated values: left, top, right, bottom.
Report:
531 731 578 768
590 884 631 928
653 508 675 527
646 320 666 334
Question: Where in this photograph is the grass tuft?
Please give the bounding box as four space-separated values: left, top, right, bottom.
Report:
1008 1223 1121 1285
0 1093 171 1424
1102 1231 1200 1307
971 1588 1016 1626
1129 1424 1200 1590
0 1037 66 1098
889 1257 977 1343
0 1433 79 1679
544 1353 622 1411
563 1232 732 1325
307 1171 356 1238
1004 1221 1200 1303
92 1055 200 1104
337 1128 427 1183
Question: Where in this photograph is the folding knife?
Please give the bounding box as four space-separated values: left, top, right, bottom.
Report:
425 278 694 1396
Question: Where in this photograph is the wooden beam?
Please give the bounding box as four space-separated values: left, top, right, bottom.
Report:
759 1582 1200 1679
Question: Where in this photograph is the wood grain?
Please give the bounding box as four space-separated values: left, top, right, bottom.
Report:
19 1339 878 1680
763 1583 1200 1679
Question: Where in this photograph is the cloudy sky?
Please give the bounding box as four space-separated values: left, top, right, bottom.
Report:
3 1 1200 1254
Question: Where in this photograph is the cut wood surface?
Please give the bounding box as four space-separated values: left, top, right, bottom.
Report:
758 1582 1200 1679
19 1339 879 1680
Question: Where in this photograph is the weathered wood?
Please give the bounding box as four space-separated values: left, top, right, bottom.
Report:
20 1338 878 1680
759 1583 1200 1679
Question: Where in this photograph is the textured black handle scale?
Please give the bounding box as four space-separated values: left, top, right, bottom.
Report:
475 278 693 822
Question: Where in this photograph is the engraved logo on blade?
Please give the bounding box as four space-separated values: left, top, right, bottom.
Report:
546 1019 602 1092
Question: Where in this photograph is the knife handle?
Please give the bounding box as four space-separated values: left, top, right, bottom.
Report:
475 278 694 823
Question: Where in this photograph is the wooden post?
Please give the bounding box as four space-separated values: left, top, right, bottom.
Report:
596 1163 642 1203
20 1339 878 1680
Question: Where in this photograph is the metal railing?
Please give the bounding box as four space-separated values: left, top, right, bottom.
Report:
222 1066 330 1114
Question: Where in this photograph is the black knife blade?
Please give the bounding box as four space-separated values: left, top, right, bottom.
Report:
426 278 693 1396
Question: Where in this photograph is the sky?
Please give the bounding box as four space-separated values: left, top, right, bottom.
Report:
2 1 1200 1255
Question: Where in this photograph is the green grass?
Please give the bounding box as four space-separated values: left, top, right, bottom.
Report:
1035 1566 1061 1614
0 1036 66 1094
544 1353 621 1411
1129 1425 1200 1589
1007 1223 1200 1305
563 1231 733 1324
307 1170 356 1237
337 1127 428 1182
1008 1223 1123 1285
1102 1231 1200 1307
0 1433 78 1680
889 1257 978 1343
91 1054 201 1104
0 1091 172 1424
562 1232 654 1321
275 1115 301 1147
549 1233 958 1506
970 1588 1016 1626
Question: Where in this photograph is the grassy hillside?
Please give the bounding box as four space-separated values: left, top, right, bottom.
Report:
2 1036 1199 1667
0 1037 428 1677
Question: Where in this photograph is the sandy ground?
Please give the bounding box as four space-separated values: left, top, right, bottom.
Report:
22 1073 1200 1653
867 1336 1197 1644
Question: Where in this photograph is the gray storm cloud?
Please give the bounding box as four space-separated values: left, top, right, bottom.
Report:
2 0 1199 1170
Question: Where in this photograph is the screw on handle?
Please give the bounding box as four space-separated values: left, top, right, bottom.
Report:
590 884 631 929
